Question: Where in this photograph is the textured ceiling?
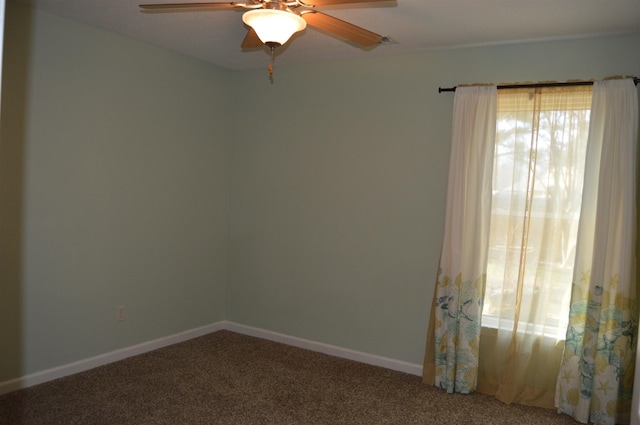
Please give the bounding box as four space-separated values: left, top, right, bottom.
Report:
12 0 640 70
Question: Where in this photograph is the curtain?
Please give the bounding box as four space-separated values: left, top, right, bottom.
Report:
423 86 497 393
477 86 593 408
555 78 638 425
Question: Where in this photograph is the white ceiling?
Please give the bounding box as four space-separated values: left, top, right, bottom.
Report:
12 0 640 70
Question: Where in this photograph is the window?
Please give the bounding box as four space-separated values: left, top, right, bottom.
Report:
482 87 593 340
428 80 637 416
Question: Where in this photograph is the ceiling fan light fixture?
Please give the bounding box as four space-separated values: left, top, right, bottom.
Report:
242 9 306 46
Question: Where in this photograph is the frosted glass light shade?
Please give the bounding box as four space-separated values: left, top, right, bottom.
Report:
242 9 306 46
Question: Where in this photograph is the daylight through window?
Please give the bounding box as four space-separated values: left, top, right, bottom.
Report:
482 87 593 340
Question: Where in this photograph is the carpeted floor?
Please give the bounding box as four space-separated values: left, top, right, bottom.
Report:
0 330 581 424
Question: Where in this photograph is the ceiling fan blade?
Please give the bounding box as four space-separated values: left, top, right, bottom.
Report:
139 2 246 10
241 28 263 49
301 11 382 47
301 0 390 5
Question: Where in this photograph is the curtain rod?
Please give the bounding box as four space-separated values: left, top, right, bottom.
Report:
438 77 640 93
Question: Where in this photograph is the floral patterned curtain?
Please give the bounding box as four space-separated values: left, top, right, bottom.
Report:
423 86 497 393
555 78 638 425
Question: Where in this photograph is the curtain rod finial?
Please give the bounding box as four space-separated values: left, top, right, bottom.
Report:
439 86 457 93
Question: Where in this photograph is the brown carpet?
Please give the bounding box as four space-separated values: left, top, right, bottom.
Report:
0 330 581 424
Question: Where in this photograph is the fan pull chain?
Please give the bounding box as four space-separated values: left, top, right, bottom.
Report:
268 45 275 82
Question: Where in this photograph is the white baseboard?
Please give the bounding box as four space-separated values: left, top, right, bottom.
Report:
0 322 226 396
0 321 423 396
224 322 423 377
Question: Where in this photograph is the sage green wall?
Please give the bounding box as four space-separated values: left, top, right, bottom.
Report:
0 3 233 381
227 34 640 365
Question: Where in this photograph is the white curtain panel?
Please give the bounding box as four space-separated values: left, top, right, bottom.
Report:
556 78 638 425
431 85 497 393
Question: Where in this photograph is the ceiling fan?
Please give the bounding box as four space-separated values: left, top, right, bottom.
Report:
139 0 389 50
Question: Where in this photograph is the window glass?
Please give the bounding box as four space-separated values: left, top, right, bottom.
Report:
482 87 592 340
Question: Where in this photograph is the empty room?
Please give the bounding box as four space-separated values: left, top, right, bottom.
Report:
1 0 639 423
